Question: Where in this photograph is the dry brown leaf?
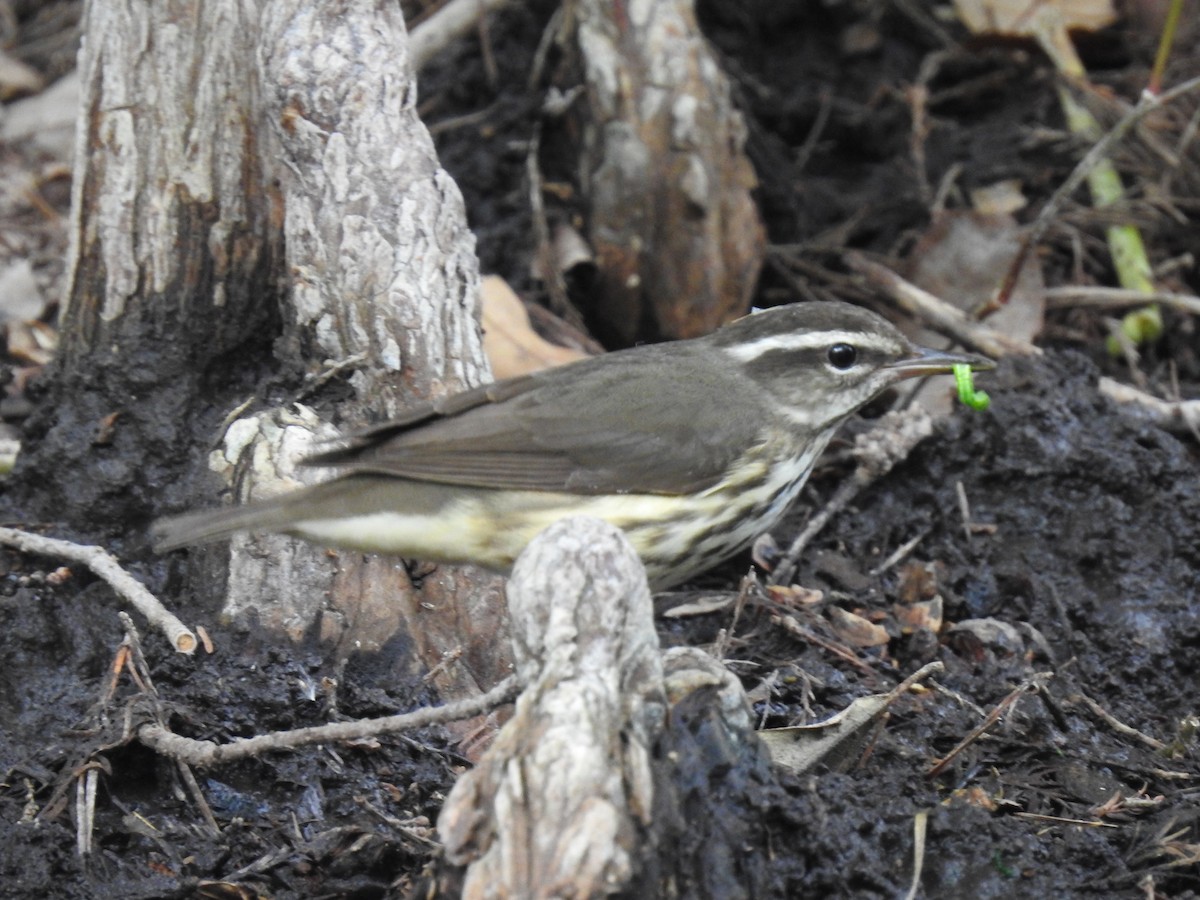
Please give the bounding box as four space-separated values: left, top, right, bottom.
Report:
7 320 57 366
969 179 1028 216
952 0 1116 35
765 584 825 607
760 693 892 774
896 560 940 604
0 50 44 101
946 785 1001 812
481 275 589 380
659 593 735 619
761 662 943 774
826 606 890 648
907 211 1046 346
893 595 944 634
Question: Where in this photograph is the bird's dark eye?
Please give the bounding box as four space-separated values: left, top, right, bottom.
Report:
827 343 857 369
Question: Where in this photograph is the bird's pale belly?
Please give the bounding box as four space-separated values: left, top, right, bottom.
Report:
289 435 827 590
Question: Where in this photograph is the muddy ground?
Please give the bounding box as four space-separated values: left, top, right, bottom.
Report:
2 1 1199 898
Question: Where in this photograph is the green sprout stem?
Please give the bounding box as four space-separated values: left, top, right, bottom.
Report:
954 364 990 411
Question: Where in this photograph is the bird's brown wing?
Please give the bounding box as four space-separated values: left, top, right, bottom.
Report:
304 348 769 495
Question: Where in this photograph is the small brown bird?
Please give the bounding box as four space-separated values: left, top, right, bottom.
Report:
153 301 990 589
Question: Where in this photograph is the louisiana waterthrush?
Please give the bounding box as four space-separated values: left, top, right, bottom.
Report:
153 301 990 589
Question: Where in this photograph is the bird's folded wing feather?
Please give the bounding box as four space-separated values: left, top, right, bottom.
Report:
304 350 768 495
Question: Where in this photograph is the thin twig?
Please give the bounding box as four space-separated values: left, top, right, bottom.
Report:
1099 377 1200 438
713 571 757 660
1072 691 1167 751
176 760 221 836
1044 285 1200 316
927 673 1053 778
771 408 937 587
769 477 860 588
997 74 1200 306
772 614 878 676
0 527 196 653
869 528 929 577
904 810 929 900
139 675 521 767
845 252 1039 358
409 0 518 71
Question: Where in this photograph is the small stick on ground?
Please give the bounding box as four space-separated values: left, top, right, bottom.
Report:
0 527 196 653
845 252 1039 358
1045 286 1200 317
772 614 878 677
1072 691 1167 751
139 676 520 768
771 408 937 587
927 673 1053 778
409 0 517 71
1098 377 1200 439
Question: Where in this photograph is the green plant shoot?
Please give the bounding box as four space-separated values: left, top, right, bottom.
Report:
953 364 990 411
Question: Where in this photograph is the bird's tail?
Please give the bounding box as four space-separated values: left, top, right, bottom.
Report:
151 493 300 552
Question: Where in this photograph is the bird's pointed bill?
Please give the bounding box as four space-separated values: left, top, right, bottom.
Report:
886 346 994 380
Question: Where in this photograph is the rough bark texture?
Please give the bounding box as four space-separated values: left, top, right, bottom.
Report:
559 0 766 346
435 517 779 898
18 0 510 697
438 517 666 898
208 0 511 687
14 0 281 529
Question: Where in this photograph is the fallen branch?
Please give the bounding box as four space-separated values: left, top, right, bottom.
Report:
0 526 196 653
845 252 1040 358
1099 377 1200 437
409 0 517 71
1045 285 1200 317
438 517 664 896
139 675 519 767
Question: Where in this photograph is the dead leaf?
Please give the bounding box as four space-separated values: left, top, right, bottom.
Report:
900 208 1046 411
826 606 890 648
897 560 940 604
659 593 734 618
760 693 892 774
765 583 825 606
947 617 1026 661
893 595 944 634
970 179 1027 216
906 211 1046 347
481 275 589 379
952 0 1116 35
760 661 943 774
6 321 56 366
0 260 46 323
0 50 43 101
946 785 1001 812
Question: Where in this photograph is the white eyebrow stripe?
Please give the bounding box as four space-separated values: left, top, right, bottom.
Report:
722 331 899 362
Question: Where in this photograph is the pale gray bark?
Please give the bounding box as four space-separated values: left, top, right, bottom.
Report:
212 0 512 692
562 0 765 344
437 517 773 897
63 0 267 333
48 0 510 697
211 0 509 678
439 517 665 897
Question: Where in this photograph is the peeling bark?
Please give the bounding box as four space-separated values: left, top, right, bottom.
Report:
20 0 510 699
438 517 665 897
16 0 280 528
556 0 766 345
437 518 778 898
